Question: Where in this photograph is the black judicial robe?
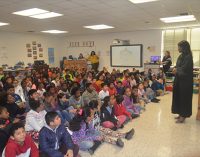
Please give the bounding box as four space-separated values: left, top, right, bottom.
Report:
172 53 193 117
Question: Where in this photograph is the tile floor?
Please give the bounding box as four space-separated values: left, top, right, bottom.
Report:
79 93 200 157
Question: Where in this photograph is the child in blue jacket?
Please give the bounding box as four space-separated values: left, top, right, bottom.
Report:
39 111 79 157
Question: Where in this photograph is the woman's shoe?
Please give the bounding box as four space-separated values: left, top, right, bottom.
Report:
176 117 185 123
174 115 180 119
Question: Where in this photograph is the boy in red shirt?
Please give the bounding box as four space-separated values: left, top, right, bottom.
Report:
3 122 39 157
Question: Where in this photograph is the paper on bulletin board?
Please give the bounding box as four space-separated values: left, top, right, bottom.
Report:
48 48 54 64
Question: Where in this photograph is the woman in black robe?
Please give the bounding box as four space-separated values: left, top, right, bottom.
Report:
172 40 193 123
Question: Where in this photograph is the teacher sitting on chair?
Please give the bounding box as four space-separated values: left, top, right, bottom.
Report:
172 40 193 123
87 51 99 72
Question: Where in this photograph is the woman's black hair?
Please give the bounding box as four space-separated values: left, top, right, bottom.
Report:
178 40 192 55
90 51 96 56
88 100 98 109
116 95 124 104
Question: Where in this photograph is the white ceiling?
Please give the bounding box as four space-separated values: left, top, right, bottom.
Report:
0 0 200 36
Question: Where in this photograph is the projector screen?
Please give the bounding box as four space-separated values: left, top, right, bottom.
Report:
110 44 143 67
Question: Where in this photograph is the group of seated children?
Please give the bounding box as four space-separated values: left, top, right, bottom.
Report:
0 66 165 156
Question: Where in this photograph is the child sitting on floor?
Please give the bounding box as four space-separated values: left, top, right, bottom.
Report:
3 94 26 119
37 83 46 99
3 122 39 157
138 83 150 104
143 80 160 103
87 100 134 153
69 108 102 155
69 87 84 109
0 106 20 153
108 82 117 96
123 87 140 117
99 83 109 101
100 96 126 130
151 75 165 96
114 95 133 122
39 111 79 157
57 93 76 122
132 86 146 111
116 81 124 95
25 99 46 142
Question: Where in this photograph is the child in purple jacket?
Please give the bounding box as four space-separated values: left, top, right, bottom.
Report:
123 87 140 117
69 107 102 155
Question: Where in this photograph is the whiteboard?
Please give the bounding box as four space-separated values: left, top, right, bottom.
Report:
110 44 143 67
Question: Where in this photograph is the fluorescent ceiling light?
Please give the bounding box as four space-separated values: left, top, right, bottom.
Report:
41 30 67 34
163 24 200 29
0 22 9 26
160 15 196 23
13 8 48 16
30 12 63 19
129 0 159 4
84 24 114 30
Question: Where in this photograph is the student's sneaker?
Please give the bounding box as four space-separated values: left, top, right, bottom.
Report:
116 138 124 147
125 128 135 140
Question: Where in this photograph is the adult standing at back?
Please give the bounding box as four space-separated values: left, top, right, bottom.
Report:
87 51 99 72
161 50 172 74
172 40 193 123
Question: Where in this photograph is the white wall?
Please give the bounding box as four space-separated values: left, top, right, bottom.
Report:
0 30 162 71
63 30 162 71
0 31 65 67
